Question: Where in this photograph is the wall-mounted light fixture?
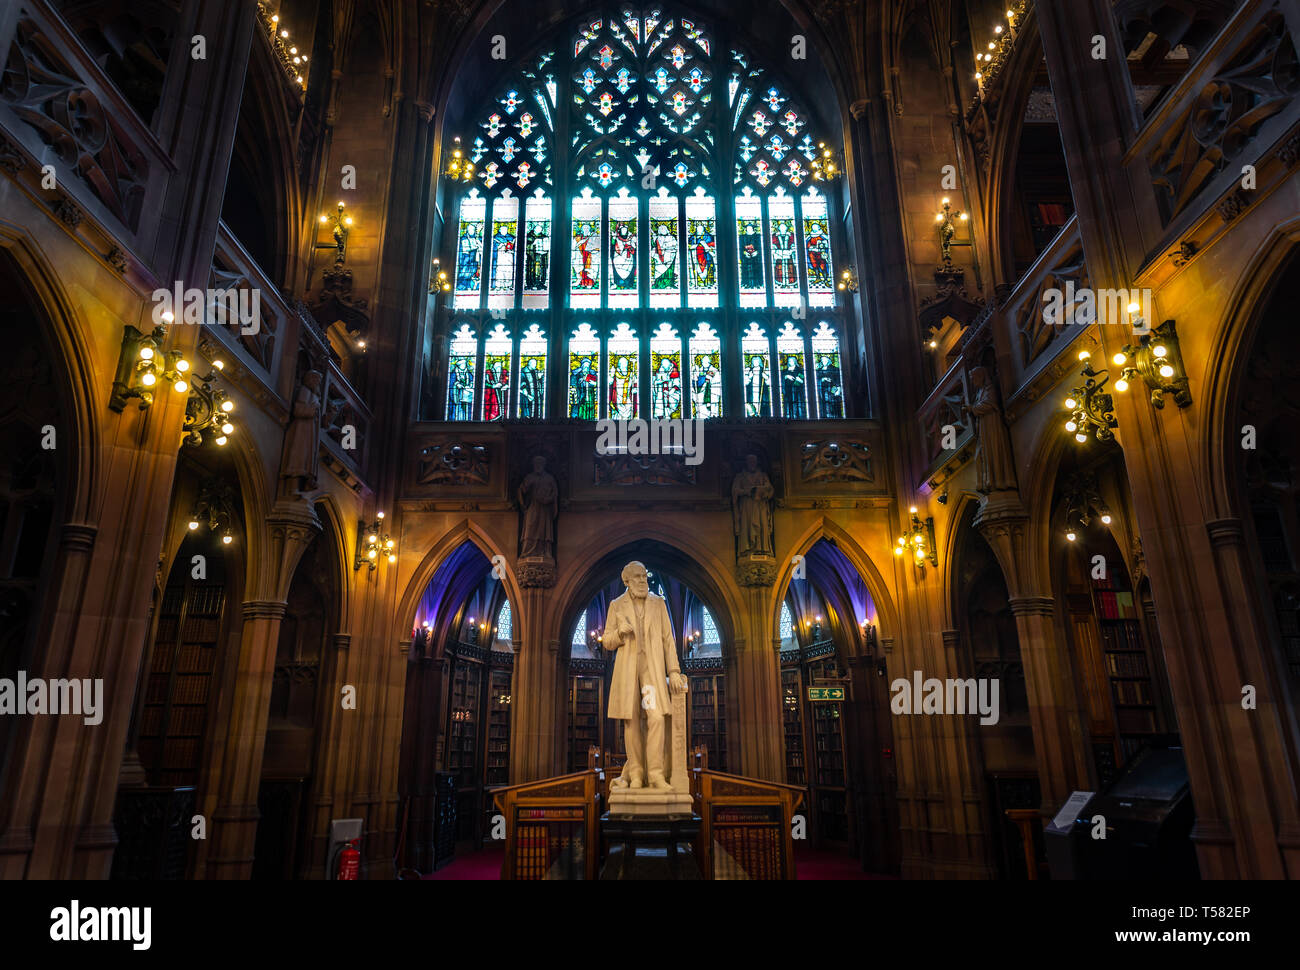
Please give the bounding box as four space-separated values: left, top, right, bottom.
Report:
182 362 237 448
355 510 395 570
318 202 354 264
110 324 191 412
187 479 238 546
1064 350 1118 445
429 256 451 296
935 198 969 270
810 141 841 182
1062 474 1112 542
1110 319 1192 410
445 136 475 183
837 268 859 293
895 506 938 568
261 6 309 90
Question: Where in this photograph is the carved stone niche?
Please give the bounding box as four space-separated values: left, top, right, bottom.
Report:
416 440 490 486
735 556 778 588
800 439 873 483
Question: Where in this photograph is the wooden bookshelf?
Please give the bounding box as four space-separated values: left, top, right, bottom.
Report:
780 665 805 785
567 674 603 772
806 657 848 844
1094 576 1160 762
688 673 727 773
486 667 512 787
139 574 225 787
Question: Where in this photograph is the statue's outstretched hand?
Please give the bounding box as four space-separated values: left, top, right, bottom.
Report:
669 671 688 694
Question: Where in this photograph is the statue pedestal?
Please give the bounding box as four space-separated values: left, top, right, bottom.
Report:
607 788 695 816
599 812 701 880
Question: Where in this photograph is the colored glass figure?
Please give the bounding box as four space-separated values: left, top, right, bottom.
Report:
803 191 834 308
523 195 551 304
482 357 510 420
454 193 487 309
689 322 723 419
488 212 518 298
742 323 771 418
779 352 806 418
446 324 477 421
568 323 600 418
482 323 512 421
736 192 765 306
769 191 800 307
569 356 599 419
517 354 546 417
570 196 602 307
686 221 716 288
811 321 842 418
607 323 639 419
651 219 679 289
777 321 806 418
608 193 637 308
650 323 682 420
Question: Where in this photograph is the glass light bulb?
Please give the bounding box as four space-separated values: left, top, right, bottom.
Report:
909 506 918 514
221 422 234 435
141 371 156 387
368 534 377 544
139 345 154 361
1159 364 1174 378
1153 344 1168 358
385 539 395 549
1075 433 1088 443
221 400 234 412
1101 514 1112 524
213 359 224 370
223 533 233 544
188 520 199 531
215 435 227 446
1115 378 1129 392
1077 350 1091 361
1065 420 1077 432
1066 532 1076 542
1127 302 1140 314
1112 352 1127 366
176 358 189 372
1065 397 1077 409
174 379 188 393
894 547 903 556
377 511 385 519
388 554 397 563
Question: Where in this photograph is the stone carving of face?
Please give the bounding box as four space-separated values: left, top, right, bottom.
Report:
745 453 759 473
532 455 546 474
624 561 649 598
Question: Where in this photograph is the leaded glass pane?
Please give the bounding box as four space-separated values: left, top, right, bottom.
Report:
812 321 843 419
650 322 682 419
769 190 799 307
482 322 511 421
689 321 722 419
447 323 477 420
608 190 639 308
454 191 487 309
522 192 552 308
803 188 834 308
685 190 718 307
776 320 806 418
736 189 765 306
649 189 681 308
742 321 771 417
568 322 600 419
487 194 519 309
518 323 547 418
571 190 602 308
607 321 639 419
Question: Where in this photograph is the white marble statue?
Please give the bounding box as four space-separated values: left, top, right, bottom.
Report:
606 561 688 791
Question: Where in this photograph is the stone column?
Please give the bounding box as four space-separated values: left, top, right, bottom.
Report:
510 560 559 783
732 561 783 781
206 504 318 878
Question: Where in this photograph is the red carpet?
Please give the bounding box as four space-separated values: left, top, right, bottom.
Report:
423 842 892 879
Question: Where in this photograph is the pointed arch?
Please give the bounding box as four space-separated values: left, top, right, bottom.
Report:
311 494 355 637
770 515 898 643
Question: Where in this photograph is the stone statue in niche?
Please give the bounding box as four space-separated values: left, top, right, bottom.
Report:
280 370 322 496
517 455 558 559
731 453 775 557
965 366 1018 494
605 561 692 814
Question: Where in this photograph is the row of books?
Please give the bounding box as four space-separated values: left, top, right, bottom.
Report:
1094 589 1139 621
514 822 585 879
712 827 782 879
1104 650 1150 678
1111 679 1152 706
161 583 225 615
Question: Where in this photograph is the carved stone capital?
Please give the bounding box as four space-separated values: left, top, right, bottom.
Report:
243 600 288 621
334 634 351 651
517 557 556 588
1206 518 1244 548
1008 595 1054 617
735 554 777 587
60 522 98 554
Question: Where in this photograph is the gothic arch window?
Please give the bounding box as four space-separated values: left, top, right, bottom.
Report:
496 600 513 641
779 600 794 642
433 7 851 423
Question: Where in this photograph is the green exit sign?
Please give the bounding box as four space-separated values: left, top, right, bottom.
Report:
808 687 845 701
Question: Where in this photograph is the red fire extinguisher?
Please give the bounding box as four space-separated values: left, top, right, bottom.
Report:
336 838 360 880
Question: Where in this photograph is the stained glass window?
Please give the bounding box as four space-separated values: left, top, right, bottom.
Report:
811 321 843 419
742 322 771 417
497 601 512 641
779 601 794 641
702 607 719 645
482 322 512 421
649 322 682 419
568 322 601 419
435 12 851 422
776 320 806 418
447 323 477 420
607 321 639 419
454 192 487 309
518 323 547 418
688 322 722 419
